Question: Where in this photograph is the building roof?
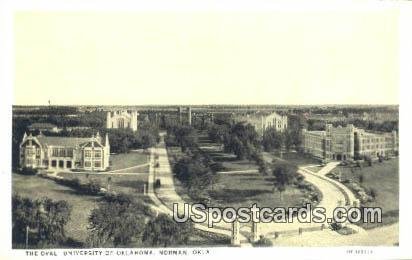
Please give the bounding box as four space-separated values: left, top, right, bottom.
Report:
305 130 325 136
36 136 92 147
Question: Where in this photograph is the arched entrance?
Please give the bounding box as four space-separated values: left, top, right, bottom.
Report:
336 154 342 161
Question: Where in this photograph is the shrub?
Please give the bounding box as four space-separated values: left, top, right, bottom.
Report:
210 162 225 172
253 236 273 247
330 222 342 231
82 180 101 195
19 167 37 175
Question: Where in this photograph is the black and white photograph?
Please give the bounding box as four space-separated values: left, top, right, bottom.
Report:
0 0 411 259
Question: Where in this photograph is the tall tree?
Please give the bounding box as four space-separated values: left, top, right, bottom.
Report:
272 162 299 201
142 214 193 247
87 194 148 247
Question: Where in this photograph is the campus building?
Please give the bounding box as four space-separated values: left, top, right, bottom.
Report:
235 111 287 135
106 110 138 131
19 132 110 171
178 107 192 125
302 124 398 161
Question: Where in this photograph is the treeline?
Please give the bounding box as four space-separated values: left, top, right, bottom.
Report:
87 193 194 247
13 193 194 248
207 120 261 160
306 118 398 132
13 106 79 115
12 194 72 248
166 125 221 202
45 122 160 153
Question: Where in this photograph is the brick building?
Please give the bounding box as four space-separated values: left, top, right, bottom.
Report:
302 124 397 161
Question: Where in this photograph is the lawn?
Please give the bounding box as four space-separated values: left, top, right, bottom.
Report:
169 133 314 209
270 151 321 166
175 171 309 209
12 173 99 244
109 151 149 171
332 158 399 228
58 172 149 196
307 166 323 173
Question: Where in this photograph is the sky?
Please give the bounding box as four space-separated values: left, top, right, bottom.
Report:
14 9 400 105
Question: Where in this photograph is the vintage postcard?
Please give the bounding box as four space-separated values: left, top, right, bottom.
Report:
1 0 411 259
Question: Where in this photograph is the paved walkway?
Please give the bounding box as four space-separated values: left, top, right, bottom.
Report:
146 133 251 246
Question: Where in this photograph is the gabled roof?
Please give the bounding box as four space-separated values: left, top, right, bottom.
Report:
36 136 92 147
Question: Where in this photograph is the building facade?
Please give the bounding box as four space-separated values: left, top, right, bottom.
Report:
302 124 398 161
178 107 192 125
106 110 138 131
235 112 287 135
19 132 110 171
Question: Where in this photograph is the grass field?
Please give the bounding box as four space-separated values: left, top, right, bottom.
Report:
271 151 320 166
170 132 314 209
12 173 98 243
175 171 309 209
333 158 399 228
110 151 149 171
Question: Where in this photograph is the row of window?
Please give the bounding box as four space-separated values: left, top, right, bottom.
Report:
84 150 102 158
84 161 102 168
51 148 74 158
25 148 40 156
361 137 393 144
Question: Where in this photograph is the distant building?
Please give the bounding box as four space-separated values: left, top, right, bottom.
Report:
178 107 192 125
234 111 287 135
19 132 110 171
106 110 138 131
28 123 59 133
302 124 398 161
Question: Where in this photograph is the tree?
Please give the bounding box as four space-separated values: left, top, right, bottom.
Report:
87 194 148 247
170 125 198 152
142 214 193 247
12 194 72 247
272 162 299 201
262 128 283 152
173 156 216 199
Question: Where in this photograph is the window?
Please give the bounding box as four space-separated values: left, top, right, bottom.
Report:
26 148 34 156
43 160 49 166
85 150 91 158
52 148 59 157
66 161 72 168
94 150 101 158
58 148 65 157
66 149 73 157
94 161 101 168
59 160 64 168
51 160 57 167
84 161 91 167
